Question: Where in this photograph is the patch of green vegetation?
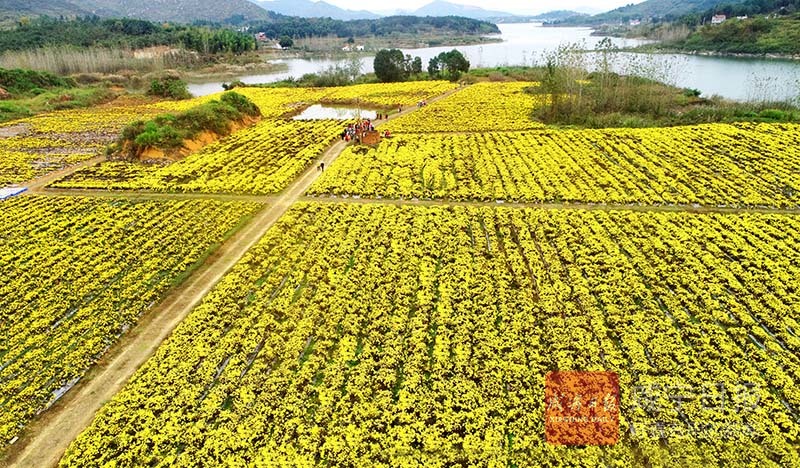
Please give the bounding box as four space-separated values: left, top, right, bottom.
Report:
0 67 118 123
0 67 75 94
118 92 260 158
467 66 544 82
0 100 32 121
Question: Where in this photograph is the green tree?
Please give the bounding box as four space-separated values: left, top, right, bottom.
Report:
412 56 423 74
428 50 470 81
279 35 294 48
373 49 406 82
428 56 440 76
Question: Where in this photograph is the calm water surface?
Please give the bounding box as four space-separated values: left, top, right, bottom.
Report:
189 23 800 102
293 104 376 120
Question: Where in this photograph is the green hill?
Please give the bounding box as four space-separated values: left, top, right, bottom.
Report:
561 0 749 24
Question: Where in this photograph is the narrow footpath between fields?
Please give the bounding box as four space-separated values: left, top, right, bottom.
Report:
0 87 457 468
299 195 800 216
22 156 105 192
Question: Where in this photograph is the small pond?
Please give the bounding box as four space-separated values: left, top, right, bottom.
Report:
292 105 377 121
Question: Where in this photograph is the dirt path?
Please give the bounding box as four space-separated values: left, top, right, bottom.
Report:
0 123 31 138
300 195 800 216
22 156 105 192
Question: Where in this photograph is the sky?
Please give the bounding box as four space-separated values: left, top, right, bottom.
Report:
319 0 646 16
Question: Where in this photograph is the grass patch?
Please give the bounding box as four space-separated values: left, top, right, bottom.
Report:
0 67 119 123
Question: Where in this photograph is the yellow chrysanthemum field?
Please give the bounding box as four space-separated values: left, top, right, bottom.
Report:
1 80 798 468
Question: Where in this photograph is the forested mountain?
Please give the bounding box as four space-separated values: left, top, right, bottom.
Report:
0 0 274 23
0 13 499 52
698 0 800 17
76 0 273 22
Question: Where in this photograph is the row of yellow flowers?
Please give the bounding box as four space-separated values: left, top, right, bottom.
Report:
309 123 800 207
150 81 459 117
62 203 800 467
0 196 260 447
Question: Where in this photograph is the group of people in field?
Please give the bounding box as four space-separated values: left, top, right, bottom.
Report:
341 119 375 143
338 106 408 145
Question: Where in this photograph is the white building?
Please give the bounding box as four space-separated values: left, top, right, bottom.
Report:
711 15 727 24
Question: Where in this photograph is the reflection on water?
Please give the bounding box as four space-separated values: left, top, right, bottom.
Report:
188 23 800 102
293 105 377 120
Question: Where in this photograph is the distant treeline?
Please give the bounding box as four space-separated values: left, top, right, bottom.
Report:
2 15 499 55
0 17 256 54
242 15 500 40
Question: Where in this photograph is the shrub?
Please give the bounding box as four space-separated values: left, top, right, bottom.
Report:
758 108 788 121
683 88 702 97
0 67 74 95
148 75 190 100
220 91 260 117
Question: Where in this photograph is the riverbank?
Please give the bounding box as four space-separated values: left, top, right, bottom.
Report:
181 59 289 82
632 44 800 61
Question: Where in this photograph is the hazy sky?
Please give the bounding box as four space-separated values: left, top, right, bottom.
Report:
319 0 646 15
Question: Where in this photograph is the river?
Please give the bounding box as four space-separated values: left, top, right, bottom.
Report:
188 23 800 102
